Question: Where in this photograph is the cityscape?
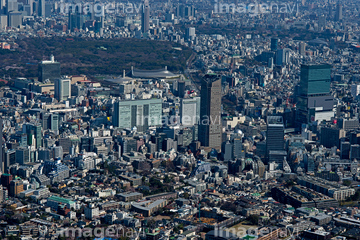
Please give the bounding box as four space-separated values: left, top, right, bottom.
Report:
0 0 360 240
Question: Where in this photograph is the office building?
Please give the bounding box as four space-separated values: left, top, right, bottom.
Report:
185 27 195 41
37 0 44 16
335 4 342 21
141 0 149 33
113 98 162 132
266 116 284 159
46 195 76 210
351 84 360 97
68 11 86 31
180 97 200 126
41 112 59 131
340 141 350 159
54 78 71 101
23 123 42 148
270 37 279 51
296 64 334 125
1 173 12 189
85 204 99 220
8 11 22 28
0 14 7 29
15 147 30 165
199 74 222 150
299 42 306 56
38 55 61 82
9 179 23 197
175 4 195 18
6 0 17 13
298 176 355 201
320 126 345 148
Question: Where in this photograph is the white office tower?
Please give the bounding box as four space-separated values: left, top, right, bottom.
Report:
54 78 71 102
351 84 360 98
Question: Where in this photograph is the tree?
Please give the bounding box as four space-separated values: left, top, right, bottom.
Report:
343 180 352 186
246 215 260 225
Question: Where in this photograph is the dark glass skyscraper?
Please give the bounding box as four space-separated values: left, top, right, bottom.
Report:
266 116 284 157
38 55 61 82
199 74 222 150
271 38 279 51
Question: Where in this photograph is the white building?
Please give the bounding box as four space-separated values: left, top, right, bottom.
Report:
351 84 360 97
54 78 71 101
85 204 99 220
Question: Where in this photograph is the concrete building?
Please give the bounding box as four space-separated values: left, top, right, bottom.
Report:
54 78 71 101
199 74 222 150
113 98 162 132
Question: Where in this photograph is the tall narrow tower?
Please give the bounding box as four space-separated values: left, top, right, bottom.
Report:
141 0 150 33
199 74 222 150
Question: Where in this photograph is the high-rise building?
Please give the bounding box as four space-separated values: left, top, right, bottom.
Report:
54 78 71 101
141 0 149 33
320 126 345 148
6 0 17 13
41 112 59 131
113 98 162 132
0 15 7 29
9 179 23 197
270 38 279 51
296 64 334 125
38 54 61 82
335 4 342 21
37 0 44 16
1 173 12 189
351 84 360 98
85 204 99 220
266 116 285 159
23 123 42 148
185 27 196 41
15 147 30 164
299 42 306 56
8 11 22 27
180 97 200 126
199 74 222 150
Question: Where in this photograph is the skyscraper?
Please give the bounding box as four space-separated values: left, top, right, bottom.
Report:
113 98 162 132
266 116 285 157
141 0 149 33
180 97 200 126
335 4 342 21
37 0 44 16
296 64 334 124
270 38 279 51
185 27 196 41
23 123 42 148
299 42 306 56
199 74 222 150
38 54 61 82
6 0 17 13
54 78 71 101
